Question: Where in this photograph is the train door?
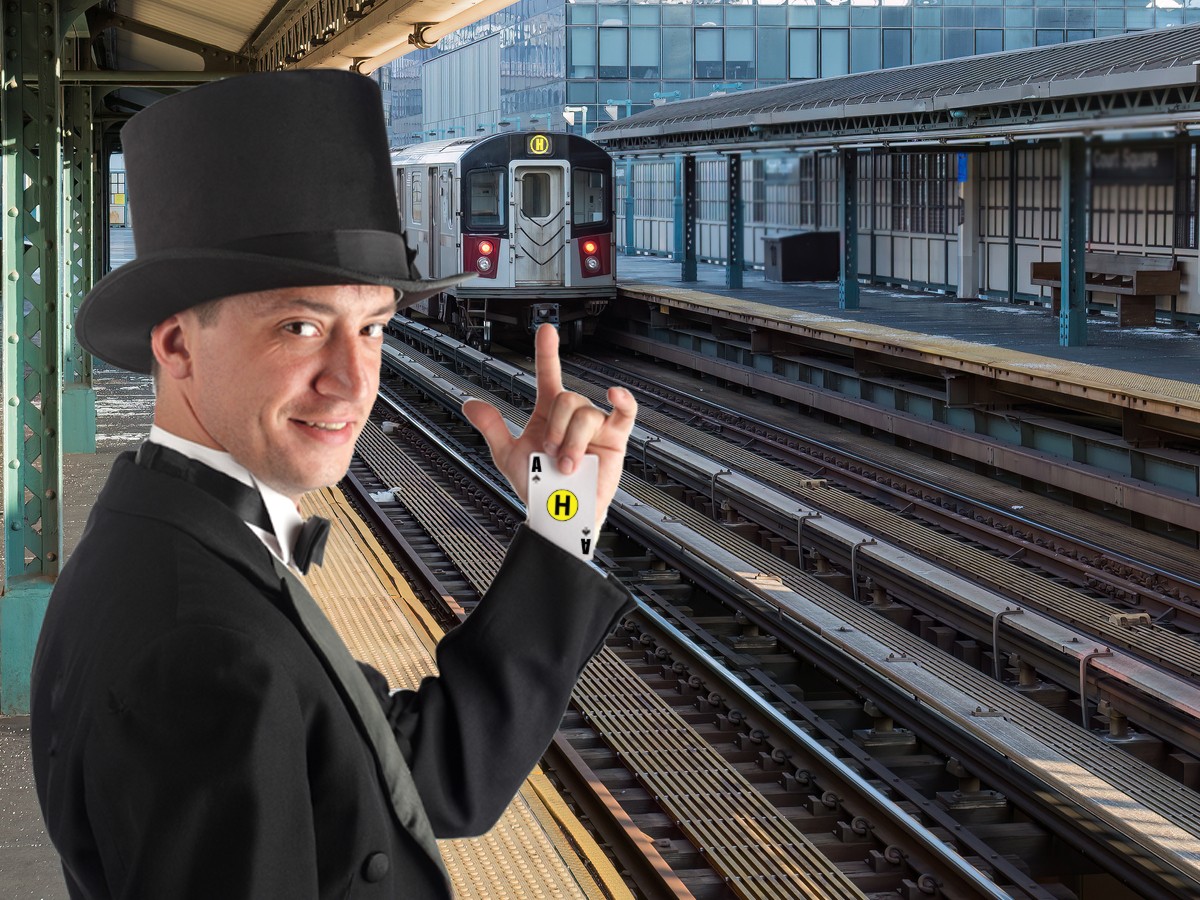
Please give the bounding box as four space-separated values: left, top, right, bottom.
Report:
511 162 566 286
436 166 458 279
426 166 440 277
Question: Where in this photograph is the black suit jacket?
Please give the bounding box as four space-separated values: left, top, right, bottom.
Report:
31 451 632 899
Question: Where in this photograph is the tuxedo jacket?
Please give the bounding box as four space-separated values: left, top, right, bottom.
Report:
31 451 633 899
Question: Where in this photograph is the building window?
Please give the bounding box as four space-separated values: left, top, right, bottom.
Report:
758 27 786 80
599 27 628 79
882 29 911 69
789 29 818 79
631 28 660 78
663 27 692 79
821 29 849 78
694 28 723 80
726 28 755 80
976 30 1003 55
569 27 597 78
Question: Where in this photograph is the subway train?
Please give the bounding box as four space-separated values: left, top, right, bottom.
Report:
391 132 615 350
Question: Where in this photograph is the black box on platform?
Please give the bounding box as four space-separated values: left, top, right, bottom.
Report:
763 232 840 282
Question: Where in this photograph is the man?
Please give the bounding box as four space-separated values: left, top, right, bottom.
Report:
30 71 636 899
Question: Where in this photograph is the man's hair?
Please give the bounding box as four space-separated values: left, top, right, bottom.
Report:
150 296 226 384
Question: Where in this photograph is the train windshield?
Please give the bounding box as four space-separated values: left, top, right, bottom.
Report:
572 168 608 225
464 169 507 230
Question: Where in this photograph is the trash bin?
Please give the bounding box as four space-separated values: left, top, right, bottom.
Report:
763 232 841 282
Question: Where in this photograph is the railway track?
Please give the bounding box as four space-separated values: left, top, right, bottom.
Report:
338 319 1200 897
393 321 1200 770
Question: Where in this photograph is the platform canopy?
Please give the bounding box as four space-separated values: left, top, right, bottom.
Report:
593 23 1200 154
74 0 510 77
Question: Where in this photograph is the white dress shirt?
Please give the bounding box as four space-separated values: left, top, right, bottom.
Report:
148 425 306 572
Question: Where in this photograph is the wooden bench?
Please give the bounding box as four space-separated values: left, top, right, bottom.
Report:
1030 253 1181 327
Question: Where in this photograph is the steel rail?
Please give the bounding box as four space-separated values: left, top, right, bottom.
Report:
382 320 1200 896
374 340 1036 898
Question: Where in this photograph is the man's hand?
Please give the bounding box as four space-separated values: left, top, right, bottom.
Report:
461 323 637 528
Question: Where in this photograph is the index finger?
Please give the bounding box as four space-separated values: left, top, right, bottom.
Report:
533 322 564 406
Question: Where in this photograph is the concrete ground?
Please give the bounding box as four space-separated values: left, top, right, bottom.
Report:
617 254 1200 385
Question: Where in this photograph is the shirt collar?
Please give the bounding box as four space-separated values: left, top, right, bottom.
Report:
148 425 304 570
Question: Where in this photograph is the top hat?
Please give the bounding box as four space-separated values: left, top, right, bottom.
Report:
76 70 470 373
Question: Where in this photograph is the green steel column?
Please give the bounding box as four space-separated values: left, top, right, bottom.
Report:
671 154 684 263
1059 138 1088 347
681 154 697 283
839 149 860 310
623 158 635 255
62 82 96 452
726 153 743 290
1 0 63 714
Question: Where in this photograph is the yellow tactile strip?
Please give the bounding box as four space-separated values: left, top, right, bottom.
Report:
620 283 1200 418
300 487 632 900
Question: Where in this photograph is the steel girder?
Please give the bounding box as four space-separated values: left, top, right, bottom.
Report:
61 49 96 455
1 0 63 713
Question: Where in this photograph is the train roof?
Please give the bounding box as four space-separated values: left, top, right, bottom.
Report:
391 132 607 167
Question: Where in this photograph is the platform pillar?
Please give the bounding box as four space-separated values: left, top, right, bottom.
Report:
726 153 743 290
839 149 860 310
1059 137 1088 347
681 154 697 283
671 154 684 262
623 158 635 255
1007 146 1018 303
957 151 981 300
62 76 96 453
1 0 65 714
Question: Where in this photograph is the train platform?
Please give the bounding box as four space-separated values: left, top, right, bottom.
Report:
616 254 1200 387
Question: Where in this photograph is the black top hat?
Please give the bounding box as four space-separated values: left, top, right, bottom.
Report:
76 70 470 373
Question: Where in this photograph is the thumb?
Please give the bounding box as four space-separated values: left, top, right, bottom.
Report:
461 398 514 457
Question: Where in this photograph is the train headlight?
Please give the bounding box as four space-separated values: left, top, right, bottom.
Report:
582 240 598 255
584 256 600 272
479 240 494 256
477 256 493 273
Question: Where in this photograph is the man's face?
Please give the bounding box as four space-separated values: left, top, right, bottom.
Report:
181 284 396 499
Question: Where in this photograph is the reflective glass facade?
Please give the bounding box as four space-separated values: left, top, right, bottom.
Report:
377 0 1200 148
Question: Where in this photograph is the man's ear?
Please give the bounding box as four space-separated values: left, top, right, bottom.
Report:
150 314 193 380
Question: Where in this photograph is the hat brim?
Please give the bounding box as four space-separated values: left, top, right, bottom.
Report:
76 247 474 373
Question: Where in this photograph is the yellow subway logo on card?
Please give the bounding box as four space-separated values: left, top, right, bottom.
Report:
547 489 578 521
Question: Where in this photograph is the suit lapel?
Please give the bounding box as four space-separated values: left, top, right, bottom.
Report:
100 454 451 884
270 559 451 885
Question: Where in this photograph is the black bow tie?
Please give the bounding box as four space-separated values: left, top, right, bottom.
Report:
135 441 331 575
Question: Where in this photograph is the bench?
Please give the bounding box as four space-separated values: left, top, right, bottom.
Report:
1029 253 1181 327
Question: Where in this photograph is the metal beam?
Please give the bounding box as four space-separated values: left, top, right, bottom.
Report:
1 0 63 715
839 149 859 310
86 9 251 72
62 75 96 454
1059 138 1088 347
681 155 697 283
726 153 743 290
624 159 635 256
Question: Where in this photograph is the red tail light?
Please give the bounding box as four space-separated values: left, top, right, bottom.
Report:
465 235 498 279
577 234 610 278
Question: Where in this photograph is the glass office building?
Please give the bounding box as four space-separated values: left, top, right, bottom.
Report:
378 0 1200 148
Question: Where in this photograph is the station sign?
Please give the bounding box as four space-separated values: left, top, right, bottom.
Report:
527 134 552 156
1091 143 1176 185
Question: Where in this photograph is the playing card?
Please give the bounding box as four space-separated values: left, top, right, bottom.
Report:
526 452 599 560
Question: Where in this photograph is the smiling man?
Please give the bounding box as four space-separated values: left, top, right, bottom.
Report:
30 72 636 900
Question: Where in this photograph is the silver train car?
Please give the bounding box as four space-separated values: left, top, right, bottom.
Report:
392 132 615 349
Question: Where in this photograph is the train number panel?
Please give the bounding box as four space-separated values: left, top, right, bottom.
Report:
393 132 615 350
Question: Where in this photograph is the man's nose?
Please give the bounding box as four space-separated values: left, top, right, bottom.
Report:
316 331 376 401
